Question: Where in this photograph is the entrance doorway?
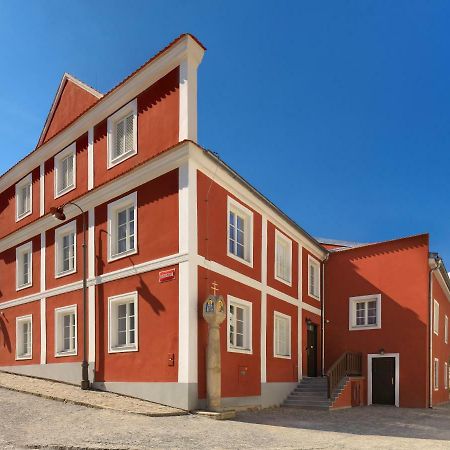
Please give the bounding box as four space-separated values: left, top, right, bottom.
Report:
306 322 318 377
368 353 399 407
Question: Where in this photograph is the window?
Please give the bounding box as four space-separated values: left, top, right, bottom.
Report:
55 220 76 277
227 296 252 354
15 173 32 221
275 230 292 285
54 143 76 197
434 358 439 390
107 99 137 168
446 315 448 344
16 315 32 360
274 311 291 358
227 197 253 266
55 305 77 357
16 241 32 290
308 255 320 299
434 300 439 335
349 294 382 330
107 192 137 261
108 292 138 353
445 362 448 390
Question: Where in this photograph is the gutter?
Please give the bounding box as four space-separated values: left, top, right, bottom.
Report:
321 253 329 376
428 253 442 408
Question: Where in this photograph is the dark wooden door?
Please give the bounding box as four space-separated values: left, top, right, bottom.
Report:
372 357 395 405
306 323 317 377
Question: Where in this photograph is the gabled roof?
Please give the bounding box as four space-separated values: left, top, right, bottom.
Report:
37 73 103 147
316 237 364 249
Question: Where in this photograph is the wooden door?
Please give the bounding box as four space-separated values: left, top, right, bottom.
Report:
306 323 317 377
372 357 395 405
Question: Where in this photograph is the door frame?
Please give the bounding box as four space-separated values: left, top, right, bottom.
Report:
368 353 400 407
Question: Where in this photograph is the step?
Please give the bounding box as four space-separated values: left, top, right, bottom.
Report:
288 394 329 401
283 401 331 409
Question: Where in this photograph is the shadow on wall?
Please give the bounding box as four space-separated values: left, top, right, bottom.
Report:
0 313 11 353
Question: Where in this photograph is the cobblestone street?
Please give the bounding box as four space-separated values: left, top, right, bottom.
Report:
1 387 450 449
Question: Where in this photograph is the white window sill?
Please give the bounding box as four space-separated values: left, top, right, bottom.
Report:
15 354 32 361
108 149 137 169
55 184 76 199
274 274 292 287
108 345 138 354
434 331 439 336
274 354 291 360
16 282 32 292
55 350 77 358
227 346 252 355
108 248 137 263
227 251 253 268
55 268 77 279
308 292 320 301
349 325 381 331
16 210 32 223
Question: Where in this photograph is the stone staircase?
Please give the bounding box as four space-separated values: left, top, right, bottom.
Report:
282 377 347 410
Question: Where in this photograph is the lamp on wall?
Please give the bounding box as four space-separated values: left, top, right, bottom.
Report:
379 348 385 355
306 318 312 326
50 202 89 390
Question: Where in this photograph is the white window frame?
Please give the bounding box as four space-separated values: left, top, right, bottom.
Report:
445 362 448 390
15 314 32 360
54 305 78 357
16 241 33 291
54 220 77 278
434 300 439 335
273 311 291 359
107 99 138 169
107 192 138 262
349 294 382 330
227 295 252 354
15 173 33 222
434 358 439 390
108 291 139 353
445 315 448 344
226 197 254 267
308 255 321 299
274 229 292 286
54 143 76 198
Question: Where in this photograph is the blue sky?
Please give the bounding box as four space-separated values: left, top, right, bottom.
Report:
0 1 449 260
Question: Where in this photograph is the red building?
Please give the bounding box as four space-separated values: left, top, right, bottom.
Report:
0 35 448 410
0 35 326 410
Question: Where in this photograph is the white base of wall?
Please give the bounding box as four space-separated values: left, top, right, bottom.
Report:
93 381 198 411
0 363 85 386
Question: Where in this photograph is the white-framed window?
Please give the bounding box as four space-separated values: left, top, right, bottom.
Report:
107 99 137 168
54 143 76 198
349 294 382 330
54 220 76 277
108 292 138 353
227 296 252 354
434 300 439 335
445 315 448 344
445 362 448 390
274 311 291 358
15 173 32 221
227 197 253 266
308 255 320 299
16 315 32 360
55 305 77 357
107 192 137 261
275 230 292 285
434 358 439 390
16 241 33 290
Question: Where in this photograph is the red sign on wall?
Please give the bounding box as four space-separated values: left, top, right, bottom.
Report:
159 268 176 283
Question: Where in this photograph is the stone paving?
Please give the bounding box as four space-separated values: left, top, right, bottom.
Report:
1 385 450 449
0 370 186 417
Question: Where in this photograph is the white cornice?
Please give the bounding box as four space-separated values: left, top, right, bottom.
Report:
0 142 190 253
0 35 205 192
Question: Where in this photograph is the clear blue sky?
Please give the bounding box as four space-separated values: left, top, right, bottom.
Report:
1 1 449 261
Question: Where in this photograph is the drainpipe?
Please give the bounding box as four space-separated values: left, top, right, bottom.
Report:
321 253 329 376
428 254 442 408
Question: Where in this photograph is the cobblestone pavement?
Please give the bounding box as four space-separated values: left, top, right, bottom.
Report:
0 371 185 417
1 387 450 449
